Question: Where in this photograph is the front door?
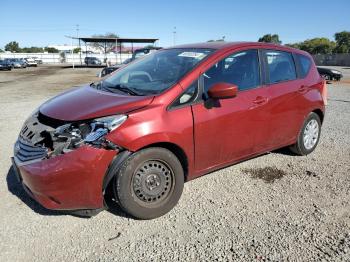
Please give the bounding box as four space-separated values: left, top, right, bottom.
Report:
192 49 270 173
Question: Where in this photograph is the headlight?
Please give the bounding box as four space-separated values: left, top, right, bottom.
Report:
50 114 127 156
93 115 127 131
331 70 340 74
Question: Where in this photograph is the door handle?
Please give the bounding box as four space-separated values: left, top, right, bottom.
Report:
253 96 268 105
298 85 309 93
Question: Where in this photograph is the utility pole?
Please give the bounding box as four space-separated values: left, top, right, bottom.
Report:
173 26 176 46
76 24 79 38
76 24 82 66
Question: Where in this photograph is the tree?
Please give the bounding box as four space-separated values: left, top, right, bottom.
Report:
334 31 350 53
286 38 336 54
91 32 119 53
258 34 282 44
73 47 81 53
300 38 335 54
0 48 3 53
21 46 44 53
44 47 59 53
207 39 225 42
285 43 301 49
5 41 21 52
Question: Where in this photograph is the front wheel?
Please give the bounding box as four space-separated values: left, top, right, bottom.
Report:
290 112 321 155
113 147 184 219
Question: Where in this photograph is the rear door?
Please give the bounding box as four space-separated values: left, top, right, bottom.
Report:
262 49 302 148
192 49 271 173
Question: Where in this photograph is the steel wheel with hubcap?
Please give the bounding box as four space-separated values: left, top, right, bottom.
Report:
112 147 184 219
132 160 174 205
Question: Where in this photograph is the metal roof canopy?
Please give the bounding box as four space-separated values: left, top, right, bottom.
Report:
72 36 158 44
68 36 158 66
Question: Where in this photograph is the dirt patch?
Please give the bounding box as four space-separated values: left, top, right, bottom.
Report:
242 166 287 183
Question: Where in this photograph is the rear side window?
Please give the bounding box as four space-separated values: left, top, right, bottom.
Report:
264 51 297 84
297 54 312 78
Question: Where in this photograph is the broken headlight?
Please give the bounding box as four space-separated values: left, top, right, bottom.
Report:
48 114 127 156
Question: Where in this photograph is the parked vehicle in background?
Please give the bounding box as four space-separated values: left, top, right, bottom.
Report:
98 65 120 78
5 58 26 68
19 58 28 67
98 47 162 77
0 60 12 70
12 42 326 220
317 67 343 81
24 58 38 67
132 47 162 60
31 57 43 64
84 57 102 66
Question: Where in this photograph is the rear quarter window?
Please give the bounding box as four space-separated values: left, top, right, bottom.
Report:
297 54 312 78
264 50 297 84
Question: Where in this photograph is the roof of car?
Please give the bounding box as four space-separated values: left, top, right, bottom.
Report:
168 41 306 54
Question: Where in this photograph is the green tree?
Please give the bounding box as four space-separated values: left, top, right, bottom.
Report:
91 32 119 53
285 43 301 49
5 41 21 52
44 47 59 53
207 39 225 42
258 34 282 44
334 31 350 53
0 48 3 52
286 38 336 54
299 38 335 54
21 46 44 53
73 47 81 53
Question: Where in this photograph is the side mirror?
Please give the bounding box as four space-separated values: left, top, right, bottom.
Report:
208 82 238 99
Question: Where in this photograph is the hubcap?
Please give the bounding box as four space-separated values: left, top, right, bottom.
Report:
132 160 173 204
303 119 319 150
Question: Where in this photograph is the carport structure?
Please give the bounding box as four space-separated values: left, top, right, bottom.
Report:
71 36 159 65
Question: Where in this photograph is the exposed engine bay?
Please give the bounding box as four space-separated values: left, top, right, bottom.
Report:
15 111 124 163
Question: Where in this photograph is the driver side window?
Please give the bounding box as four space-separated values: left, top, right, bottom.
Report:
203 50 260 96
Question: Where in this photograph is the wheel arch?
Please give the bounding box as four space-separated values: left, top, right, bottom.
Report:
102 141 190 195
312 108 324 124
139 142 189 181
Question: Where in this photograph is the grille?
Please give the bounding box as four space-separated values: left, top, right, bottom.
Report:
15 139 48 163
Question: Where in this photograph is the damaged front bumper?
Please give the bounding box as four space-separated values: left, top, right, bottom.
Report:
11 111 125 215
12 145 117 212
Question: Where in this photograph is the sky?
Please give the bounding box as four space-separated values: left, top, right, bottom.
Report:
1 0 349 49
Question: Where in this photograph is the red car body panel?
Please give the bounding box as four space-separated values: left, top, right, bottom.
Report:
40 85 154 121
16 146 116 210
13 42 325 212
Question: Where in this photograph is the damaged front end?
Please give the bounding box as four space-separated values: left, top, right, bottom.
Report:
14 110 127 163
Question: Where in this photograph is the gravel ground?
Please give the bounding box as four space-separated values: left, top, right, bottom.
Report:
0 66 349 261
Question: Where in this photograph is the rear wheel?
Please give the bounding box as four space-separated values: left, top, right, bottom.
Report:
290 112 321 155
113 147 184 219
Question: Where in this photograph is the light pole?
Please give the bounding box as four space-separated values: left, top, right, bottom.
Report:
173 26 176 46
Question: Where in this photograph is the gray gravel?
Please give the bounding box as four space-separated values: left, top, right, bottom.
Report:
0 66 350 261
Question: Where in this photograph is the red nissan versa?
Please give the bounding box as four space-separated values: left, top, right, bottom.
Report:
12 42 326 219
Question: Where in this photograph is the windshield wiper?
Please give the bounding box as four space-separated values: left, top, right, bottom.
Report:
91 82 141 95
106 84 143 96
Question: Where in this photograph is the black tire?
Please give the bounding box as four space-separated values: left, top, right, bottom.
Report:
113 147 184 219
290 112 321 155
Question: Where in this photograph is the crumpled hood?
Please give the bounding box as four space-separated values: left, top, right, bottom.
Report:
39 85 154 121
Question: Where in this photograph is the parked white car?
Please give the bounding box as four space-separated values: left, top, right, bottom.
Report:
24 58 38 67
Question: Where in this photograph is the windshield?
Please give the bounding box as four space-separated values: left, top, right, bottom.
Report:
99 48 214 95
